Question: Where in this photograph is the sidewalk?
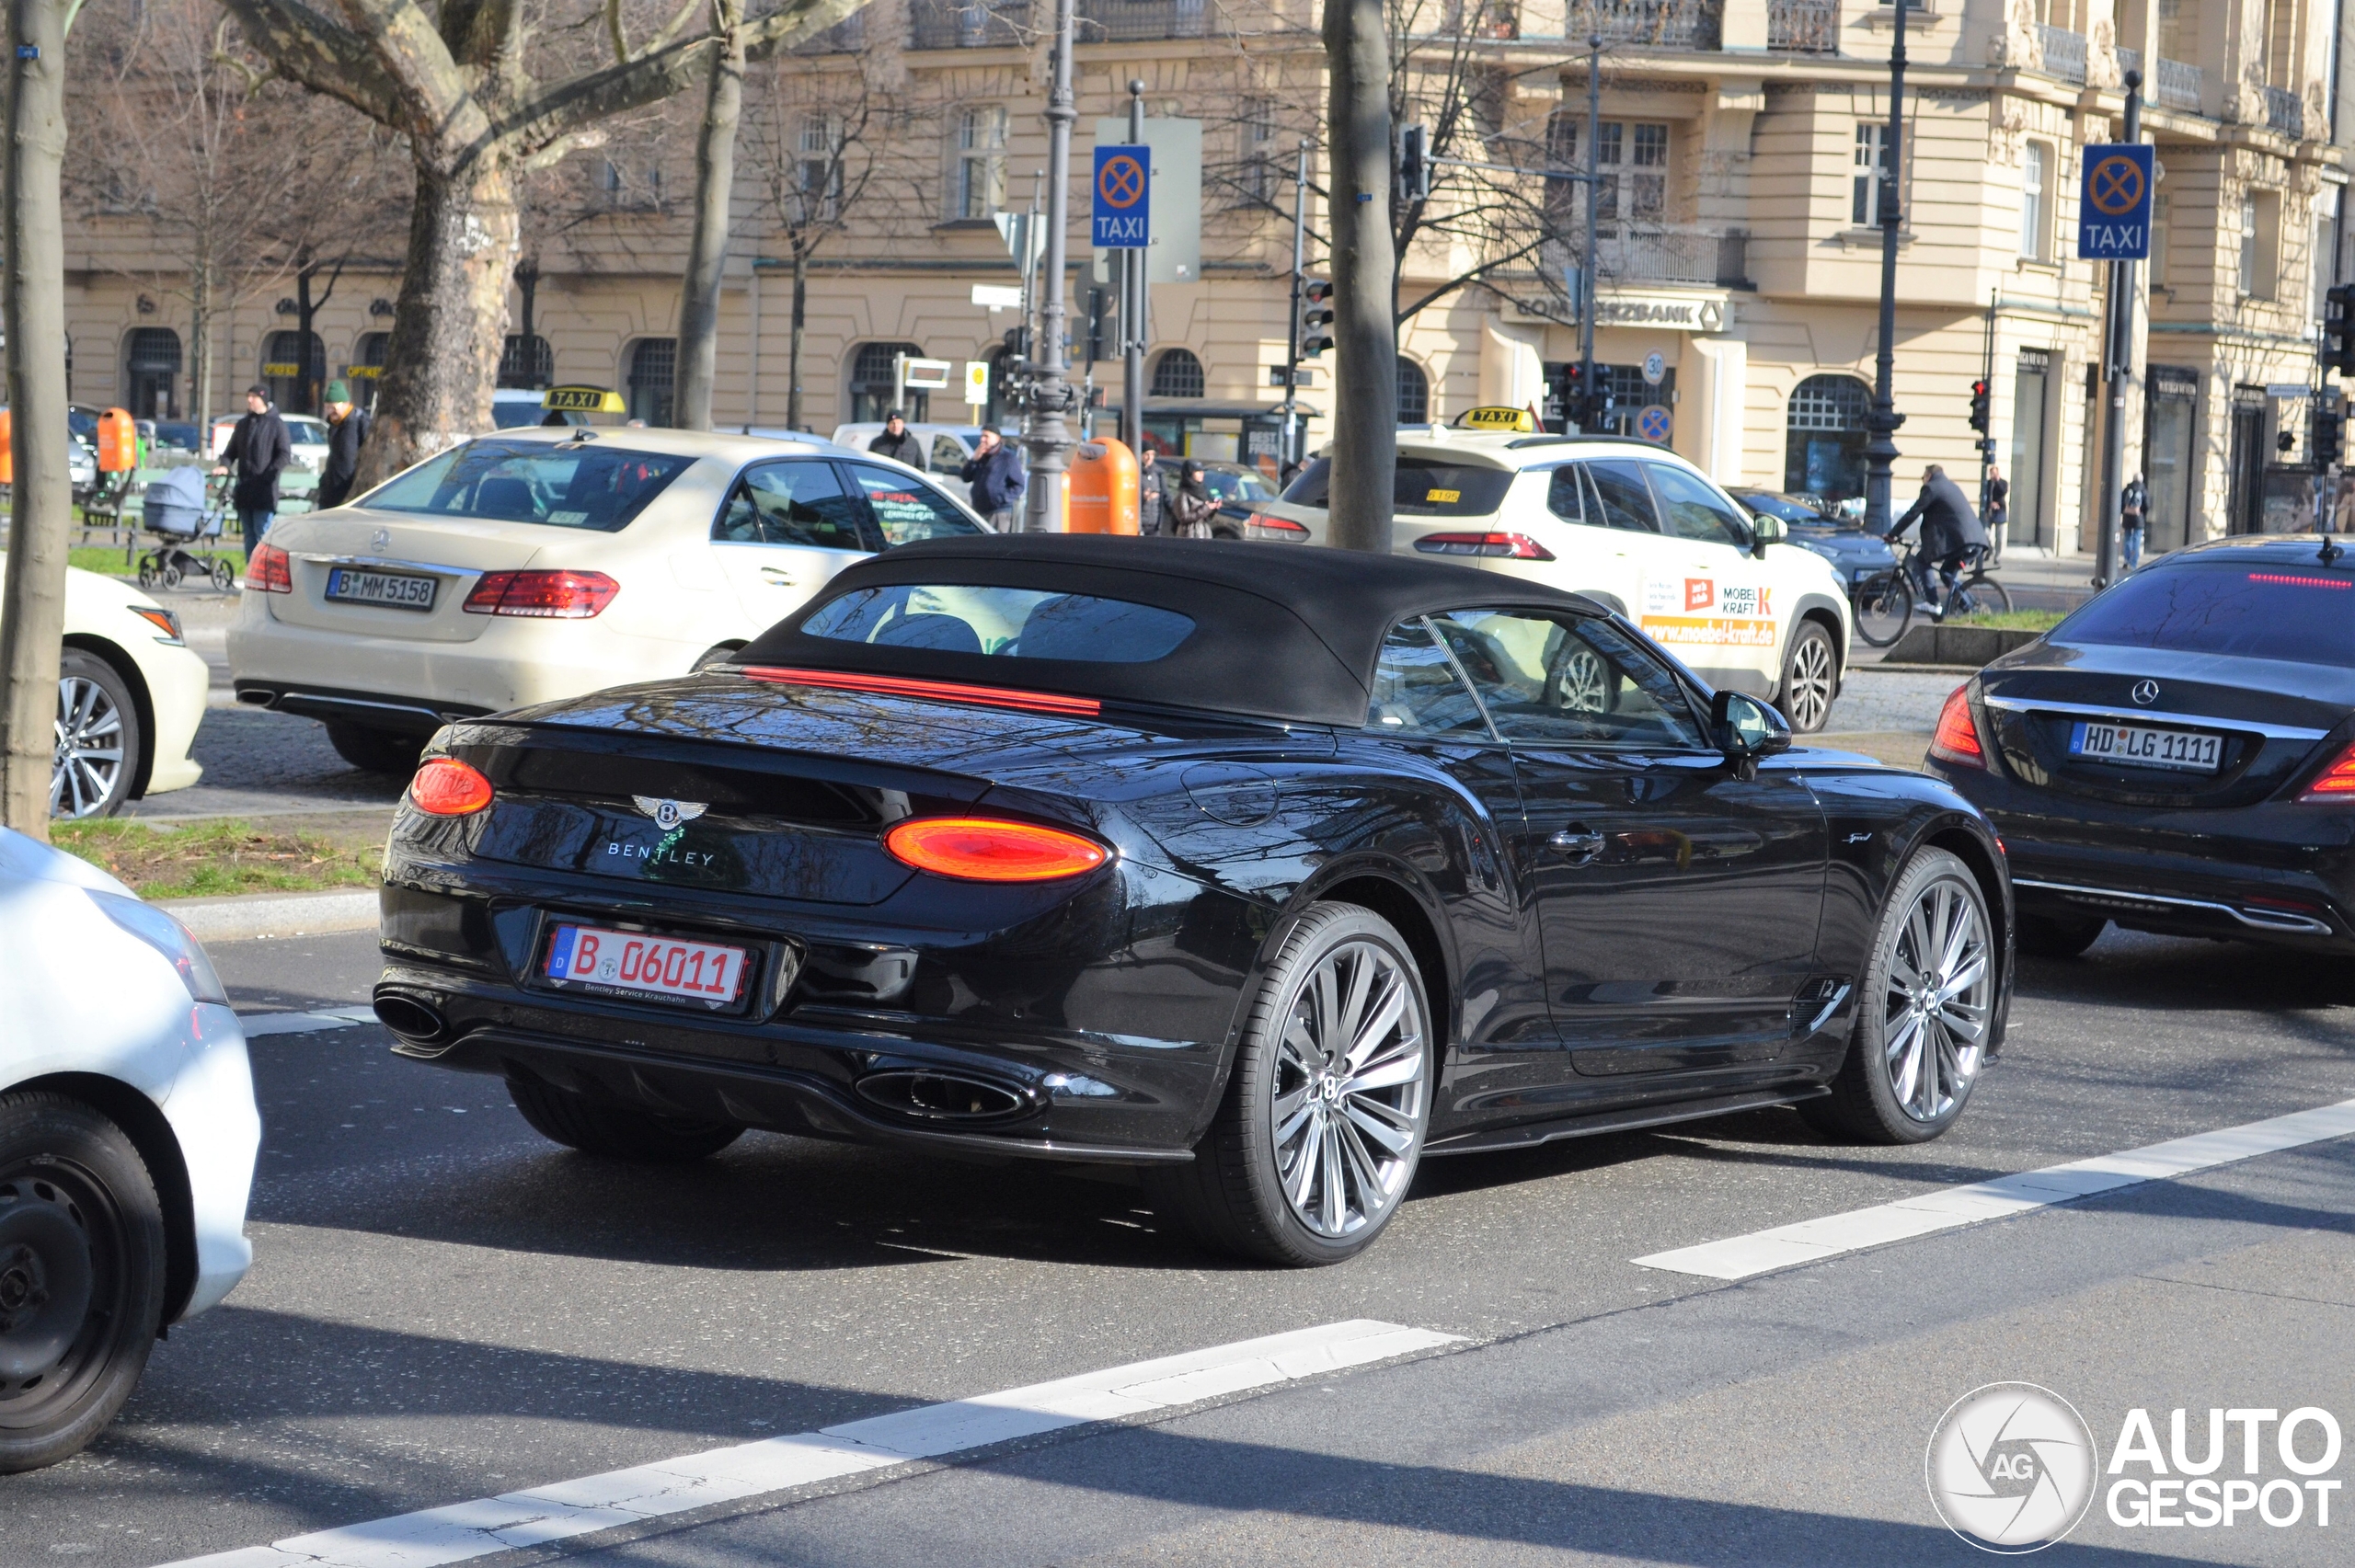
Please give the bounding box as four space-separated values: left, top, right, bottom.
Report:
1984 544 2099 611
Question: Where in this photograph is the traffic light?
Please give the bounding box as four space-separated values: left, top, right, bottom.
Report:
2326 283 2355 377
1299 279 1335 357
1084 287 1109 365
2312 406 2345 468
1396 122 1430 205
1968 378 1991 434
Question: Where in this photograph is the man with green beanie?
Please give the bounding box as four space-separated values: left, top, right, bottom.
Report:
317 378 370 509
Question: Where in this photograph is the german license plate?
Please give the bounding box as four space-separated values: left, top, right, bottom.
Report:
2069 720 2222 773
543 923 747 1007
326 567 437 611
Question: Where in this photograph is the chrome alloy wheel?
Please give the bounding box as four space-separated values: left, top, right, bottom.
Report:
1784 633 1835 731
1881 876 1991 1122
1269 939 1428 1239
51 675 126 819
1555 648 1613 713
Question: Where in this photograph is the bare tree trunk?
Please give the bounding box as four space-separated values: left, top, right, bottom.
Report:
675 6 745 431
787 245 808 431
354 153 518 490
190 261 213 432
1323 0 1396 555
1 0 72 833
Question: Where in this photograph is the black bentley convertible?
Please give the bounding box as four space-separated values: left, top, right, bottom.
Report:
373 536 2011 1265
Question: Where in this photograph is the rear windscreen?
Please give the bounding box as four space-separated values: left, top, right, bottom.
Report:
361 439 695 531
801 584 1196 662
2055 562 2355 666
1279 456 1515 517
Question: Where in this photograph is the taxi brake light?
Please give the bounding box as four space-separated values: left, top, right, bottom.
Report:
1412 532 1556 561
464 569 619 618
247 542 293 593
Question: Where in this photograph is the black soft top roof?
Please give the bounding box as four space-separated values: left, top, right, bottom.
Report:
737 534 1607 727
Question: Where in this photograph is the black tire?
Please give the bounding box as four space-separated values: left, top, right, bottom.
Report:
505 1076 742 1162
1852 572 1913 648
1800 849 1993 1145
0 1093 168 1473
1775 620 1839 734
1149 903 1433 1266
2016 911 2106 959
134 563 159 592
1955 575 2013 616
325 723 425 776
208 558 236 592
52 651 142 820
690 644 741 673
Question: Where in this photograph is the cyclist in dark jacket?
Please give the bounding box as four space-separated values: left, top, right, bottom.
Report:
867 410 926 469
1890 464 1986 613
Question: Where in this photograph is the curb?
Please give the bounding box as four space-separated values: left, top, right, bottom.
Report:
160 887 377 944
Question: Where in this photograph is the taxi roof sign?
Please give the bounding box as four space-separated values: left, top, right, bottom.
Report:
544 385 627 414
1454 406 1538 432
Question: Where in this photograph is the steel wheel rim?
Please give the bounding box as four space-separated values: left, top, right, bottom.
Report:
1269 938 1427 1240
1880 876 1990 1123
1786 635 1833 729
0 1162 124 1428
52 675 126 818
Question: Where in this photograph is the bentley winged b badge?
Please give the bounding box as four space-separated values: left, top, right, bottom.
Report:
632 795 708 831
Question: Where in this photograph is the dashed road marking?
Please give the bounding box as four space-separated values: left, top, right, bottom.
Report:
1635 1095 2355 1280
159 1319 1462 1568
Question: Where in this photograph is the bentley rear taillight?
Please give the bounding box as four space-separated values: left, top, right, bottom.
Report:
1929 685 1984 768
2300 738 2355 801
247 542 293 593
883 818 1109 882
464 569 619 618
1412 532 1556 561
408 758 495 816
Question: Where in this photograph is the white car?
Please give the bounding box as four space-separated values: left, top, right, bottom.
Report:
210 413 328 470
1274 433 1854 730
0 830 258 1471
0 560 211 818
228 427 992 773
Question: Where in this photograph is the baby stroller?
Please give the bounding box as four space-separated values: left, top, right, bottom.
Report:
136 467 237 591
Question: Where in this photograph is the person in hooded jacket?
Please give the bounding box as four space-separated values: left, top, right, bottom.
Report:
215 384 292 559
867 410 926 470
1169 460 1222 538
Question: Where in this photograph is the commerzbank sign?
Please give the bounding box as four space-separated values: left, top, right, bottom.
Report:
1506 290 1728 333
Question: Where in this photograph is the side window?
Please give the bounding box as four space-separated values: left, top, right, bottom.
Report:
1544 466 1590 525
1428 609 1708 749
1646 463 1751 549
930 434 970 472
1366 617 1492 738
1583 461 1661 533
713 461 867 550
848 463 984 545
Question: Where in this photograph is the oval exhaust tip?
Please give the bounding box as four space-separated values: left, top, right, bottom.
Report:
855 1070 1030 1123
372 992 448 1044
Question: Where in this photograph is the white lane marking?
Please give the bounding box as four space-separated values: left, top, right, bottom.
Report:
236 1007 379 1037
1635 1096 2355 1281
158 1319 1461 1568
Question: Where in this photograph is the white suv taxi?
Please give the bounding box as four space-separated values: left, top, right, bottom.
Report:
1273 426 1852 730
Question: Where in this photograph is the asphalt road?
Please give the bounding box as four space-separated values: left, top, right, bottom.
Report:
7 922 2352 1566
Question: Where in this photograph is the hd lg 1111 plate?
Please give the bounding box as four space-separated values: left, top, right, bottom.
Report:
2068 720 2222 773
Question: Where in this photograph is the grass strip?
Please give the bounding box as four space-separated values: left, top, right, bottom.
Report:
1942 608 2067 632
54 818 379 900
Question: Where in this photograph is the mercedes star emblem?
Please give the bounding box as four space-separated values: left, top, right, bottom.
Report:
2131 680 2161 705
632 795 709 830
370 528 391 551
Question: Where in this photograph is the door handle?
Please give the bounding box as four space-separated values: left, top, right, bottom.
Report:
1548 826 1605 863
759 567 799 585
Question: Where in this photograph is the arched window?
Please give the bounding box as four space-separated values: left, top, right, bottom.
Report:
627 338 677 426
260 330 326 414
1396 357 1430 424
500 334 554 390
849 340 926 423
1150 348 1204 398
1784 373 1872 505
124 327 180 418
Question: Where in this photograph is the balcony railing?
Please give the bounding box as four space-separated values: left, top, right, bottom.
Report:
2116 44 2138 78
2037 25 2086 84
910 0 1030 49
1076 0 1210 41
793 9 867 52
1590 0 1720 51
1767 0 1836 53
2154 56 2203 111
2263 85 2304 138
1594 227 1748 289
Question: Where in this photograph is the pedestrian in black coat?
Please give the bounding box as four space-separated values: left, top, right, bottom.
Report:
867 410 926 470
317 380 370 509
216 385 292 560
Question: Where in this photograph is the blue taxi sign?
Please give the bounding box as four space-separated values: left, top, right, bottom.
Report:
2077 144 2153 261
1093 145 1150 249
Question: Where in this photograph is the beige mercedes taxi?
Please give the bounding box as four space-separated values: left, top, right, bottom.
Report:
1267 419 1853 730
226 427 989 772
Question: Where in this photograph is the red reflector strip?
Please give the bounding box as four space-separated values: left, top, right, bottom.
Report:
2248 573 2353 589
740 666 1102 716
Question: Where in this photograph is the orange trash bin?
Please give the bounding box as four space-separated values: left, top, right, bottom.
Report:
1065 437 1140 534
98 406 139 472
0 407 11 486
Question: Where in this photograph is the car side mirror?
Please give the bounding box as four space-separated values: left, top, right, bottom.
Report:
1748 515 1783 558
1711 690 1792 775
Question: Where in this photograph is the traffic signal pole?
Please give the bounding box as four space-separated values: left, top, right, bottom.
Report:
1282 138 1309 470
2093 71 2142 589
1120 80 1146 461
1578 32 1600 430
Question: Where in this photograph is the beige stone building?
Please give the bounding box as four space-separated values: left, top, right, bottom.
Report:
64 0 2338 555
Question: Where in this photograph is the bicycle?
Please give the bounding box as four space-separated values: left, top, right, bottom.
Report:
1853 541 2011 646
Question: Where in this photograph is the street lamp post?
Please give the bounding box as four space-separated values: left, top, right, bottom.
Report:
1022 0 1078 531
1577 32 1599 429
1121 80 1146 461
1864 0 1909 536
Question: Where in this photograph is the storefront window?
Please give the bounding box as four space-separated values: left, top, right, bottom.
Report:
1783 374 1871 506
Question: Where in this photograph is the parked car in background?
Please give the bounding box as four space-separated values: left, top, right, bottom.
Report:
1269 433 1853 730
0 829 258 1471
1732 488 1901 597
209 412 328 469
1927 534 2355 958
229 428 991 774
148 421 204 455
